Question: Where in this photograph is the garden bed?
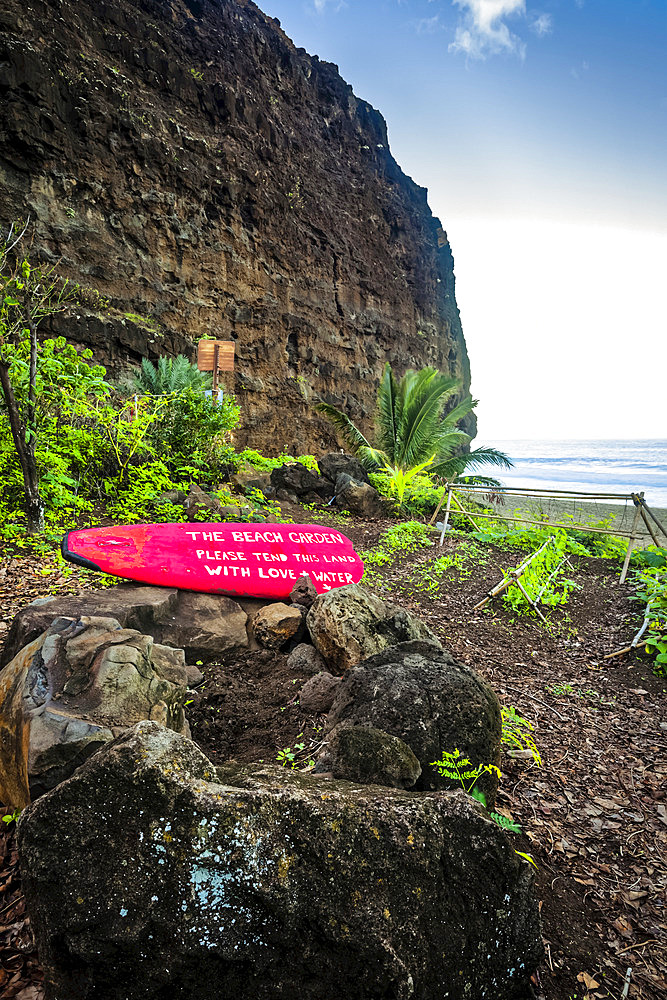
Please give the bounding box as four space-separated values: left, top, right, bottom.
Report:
1 507 665 1000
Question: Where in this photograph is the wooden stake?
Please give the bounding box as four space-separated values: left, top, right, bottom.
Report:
438 487 453 545
212 343 220 403
429 486 448 526
473 536 555 611
619 494 644 585
516 578 547 622
640 500 667 544
449 490 481 531
640 506 661 549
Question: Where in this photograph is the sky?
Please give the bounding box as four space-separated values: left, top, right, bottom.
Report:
259 0 667 440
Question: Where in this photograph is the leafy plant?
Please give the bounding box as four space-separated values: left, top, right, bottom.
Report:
236 449 319 473
360 521 435 587
377 455 435 510
502 531 579 616
0 223 79 531
316 362 511 481
132 355 211 395
276 733 313 769
629 556 667 675
147 387 240 480
430 749 519 833
1 809 21 824
408 537 488 597
501 705 541 766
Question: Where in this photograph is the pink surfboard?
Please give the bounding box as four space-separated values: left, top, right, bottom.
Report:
61 523 364 600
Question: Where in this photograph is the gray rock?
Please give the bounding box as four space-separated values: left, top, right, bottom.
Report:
298 671 342 714
289 574 318 609
327 640 502 802
270 463 323 497
275 488 299 503
252 603 303 649
217 503 244 519
184 482 225 520
315 723 422 789
307 583 439 672
155 489 187 505
334 474 384 517
230 470 273 496
18 722 542 1000
1 585 179 668
185 663 204 688
319 452 370 486
160 592 248 663
1 586 250 669
286 643 328 676
0 618 188 808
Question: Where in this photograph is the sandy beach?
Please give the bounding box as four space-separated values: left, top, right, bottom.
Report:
457 492 667 543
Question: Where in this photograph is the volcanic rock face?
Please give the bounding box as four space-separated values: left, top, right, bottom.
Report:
0 0 473 453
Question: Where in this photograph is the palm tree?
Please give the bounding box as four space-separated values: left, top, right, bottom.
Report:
316 363 512 483
132 355 212 395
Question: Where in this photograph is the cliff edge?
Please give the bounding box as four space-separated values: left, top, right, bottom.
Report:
0 0 474 452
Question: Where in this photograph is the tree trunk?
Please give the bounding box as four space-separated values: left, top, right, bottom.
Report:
0 358 44 534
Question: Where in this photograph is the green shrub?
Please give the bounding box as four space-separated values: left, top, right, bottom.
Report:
236 449 319 473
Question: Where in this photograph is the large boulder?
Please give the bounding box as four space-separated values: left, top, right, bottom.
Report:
0 617 188 808
18 722 542 1000
307 584 439 671
158 592 249 663
334 474 384 517
326 640 502 802
270 463 328 498
319 452 371 486
0 585 179 668
1 586 250 667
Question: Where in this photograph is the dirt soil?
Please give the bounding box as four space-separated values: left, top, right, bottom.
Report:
1 506 665 1000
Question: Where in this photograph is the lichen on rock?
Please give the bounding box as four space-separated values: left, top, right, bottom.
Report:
18 721 542 1000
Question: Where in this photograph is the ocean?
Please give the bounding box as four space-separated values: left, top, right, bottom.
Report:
481 439 667 509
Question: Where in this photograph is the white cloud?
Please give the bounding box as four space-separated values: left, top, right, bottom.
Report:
529 12 552 36
311 0 346 13
448 0 527 59
416 14 441 34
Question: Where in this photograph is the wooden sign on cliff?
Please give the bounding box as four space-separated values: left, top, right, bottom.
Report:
197 340 235 372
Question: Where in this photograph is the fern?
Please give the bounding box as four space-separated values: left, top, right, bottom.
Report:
133 355 212 395
501 705 542 766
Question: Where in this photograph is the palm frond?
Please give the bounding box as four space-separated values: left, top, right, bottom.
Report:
397 370 461 469
315 402 374 455
454 474 505 488
432 445 513 480
375 363 401 459
358 445 390 471
133 355 211 394
462 446 513 471
439 395 477 430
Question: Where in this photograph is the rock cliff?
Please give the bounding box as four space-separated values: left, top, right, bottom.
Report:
0 0 474 453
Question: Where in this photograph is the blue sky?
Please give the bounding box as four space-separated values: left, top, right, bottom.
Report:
260 1 667 438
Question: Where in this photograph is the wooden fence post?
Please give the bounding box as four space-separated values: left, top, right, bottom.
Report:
619 493 643 585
